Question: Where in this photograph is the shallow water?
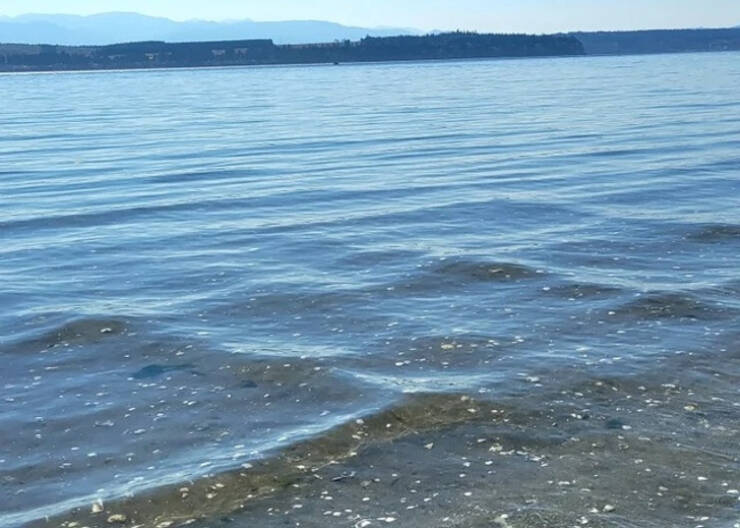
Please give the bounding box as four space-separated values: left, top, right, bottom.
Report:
1 53 739 527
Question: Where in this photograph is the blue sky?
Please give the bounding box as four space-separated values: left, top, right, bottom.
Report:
2 0 739 32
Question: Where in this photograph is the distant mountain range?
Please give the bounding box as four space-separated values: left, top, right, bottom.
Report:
0 12 419 45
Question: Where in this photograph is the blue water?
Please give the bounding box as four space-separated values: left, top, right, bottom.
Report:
1 53 739 526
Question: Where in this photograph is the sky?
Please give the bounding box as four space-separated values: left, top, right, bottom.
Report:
1 0 739 33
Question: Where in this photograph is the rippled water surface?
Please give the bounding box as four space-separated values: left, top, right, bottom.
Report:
1 53 739 527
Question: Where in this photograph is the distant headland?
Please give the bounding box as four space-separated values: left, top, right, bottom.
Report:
0 32 585 72
1 27 739 73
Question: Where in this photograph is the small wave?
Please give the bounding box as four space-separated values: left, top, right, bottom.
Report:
582 147 644 157
345 333 521 371
212 289 365 319
705 279 740 297
608 292 729 321
684 223 740 243
431 260 542 281
544 282 623 299
343 370 493 393
389 259 546 294
130 363 198 380
3 317 128 351
0 196 252 233
146 168 243 184
333 248 424 269
145 168 279 185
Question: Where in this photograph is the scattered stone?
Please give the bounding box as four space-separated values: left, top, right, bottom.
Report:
603 504 616 513
107 514 127 524
494 514 511 527
91 500 104 514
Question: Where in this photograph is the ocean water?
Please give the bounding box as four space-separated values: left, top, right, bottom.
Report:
1 53 739 528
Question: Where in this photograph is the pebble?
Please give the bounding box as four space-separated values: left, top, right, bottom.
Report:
107 514 127 524
91 500 104 514
494 514 510 526
603 504 616 513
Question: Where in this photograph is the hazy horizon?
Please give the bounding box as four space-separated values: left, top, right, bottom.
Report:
1 0 740 34
2 10 739 34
